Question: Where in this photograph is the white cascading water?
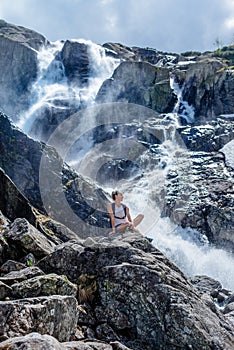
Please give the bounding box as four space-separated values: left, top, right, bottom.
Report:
17 40 65 133
17 41 234 291
170 75 195 123
17 39 120 135
118 133 234 291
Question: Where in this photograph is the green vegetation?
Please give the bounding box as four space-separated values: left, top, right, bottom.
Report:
181 51 202 57
212 45 234 66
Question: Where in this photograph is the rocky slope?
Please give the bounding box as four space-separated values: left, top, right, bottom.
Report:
0 112 110 236
0 172 233 349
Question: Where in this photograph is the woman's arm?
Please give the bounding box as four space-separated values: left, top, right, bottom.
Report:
107 203 115 232
126 206 132 223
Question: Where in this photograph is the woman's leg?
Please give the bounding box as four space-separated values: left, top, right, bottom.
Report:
133 214 144 227
117 222 131 232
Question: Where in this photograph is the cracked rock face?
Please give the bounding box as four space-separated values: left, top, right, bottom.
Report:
96 61 177 113
0 295 78 342
37 236 234 349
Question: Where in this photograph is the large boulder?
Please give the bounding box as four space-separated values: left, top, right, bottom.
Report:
0 333 63 350
96 61 177 113
38 234 234 349
61 40 90 86
0 332 120 350
176 57 234 119
0 295 78 342
3 218 56 260
11 273 77 299
0 20 47 120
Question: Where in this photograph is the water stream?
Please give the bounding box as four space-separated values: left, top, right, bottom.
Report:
16 41 234 291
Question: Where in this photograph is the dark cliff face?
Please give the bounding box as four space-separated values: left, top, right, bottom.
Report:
96 61 177 113
0 20 48 119
101 42 234 120
177 57 234 119
0 112 110 236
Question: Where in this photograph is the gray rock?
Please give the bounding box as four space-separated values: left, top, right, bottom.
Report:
96 262 233 349
110 341 133 350
179 117 234 152
63 340 113 350
178 57 234 119
223 302 234 314
0 332 63 349
0 281 12 300
38 235 234 349
95 322 120 342
96 61 176 113
40 219 80 243
160 149 234 250
0 260 26 275
61 40 90 86
11 273 77 298
189 275 222 295
3 218 56 259
0 295 78 341
0 266 44 285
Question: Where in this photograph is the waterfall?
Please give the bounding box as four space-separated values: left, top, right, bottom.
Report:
17 38 233 292
120 176 234 291
17 40 66 133
17 39 120 137
170 75 195 123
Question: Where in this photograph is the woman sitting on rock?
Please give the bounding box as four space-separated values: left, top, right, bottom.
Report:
107 190 144 234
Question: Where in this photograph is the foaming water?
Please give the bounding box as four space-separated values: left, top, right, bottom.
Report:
170 75 195 123
17 41 66 132
17 39 119 136
125 187 234 291
111 154 234 291
151 220 234 290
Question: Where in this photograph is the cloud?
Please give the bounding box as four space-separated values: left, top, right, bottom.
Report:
0 0 233 52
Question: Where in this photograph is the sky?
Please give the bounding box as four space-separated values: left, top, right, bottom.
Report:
0 0 234 53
